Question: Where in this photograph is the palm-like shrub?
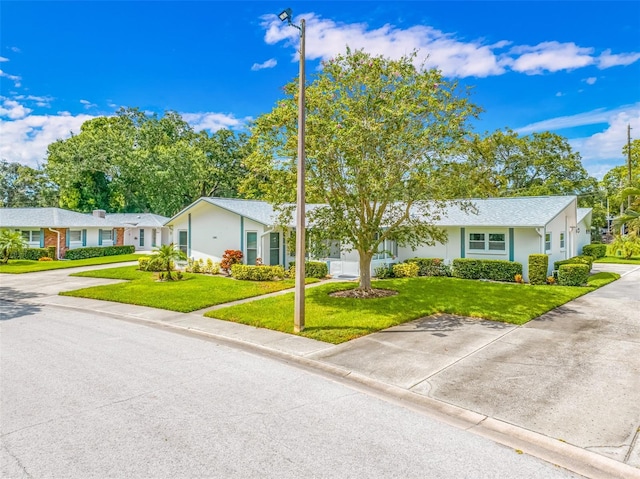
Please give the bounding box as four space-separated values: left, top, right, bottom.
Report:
0 229 26 264
148 244 186 280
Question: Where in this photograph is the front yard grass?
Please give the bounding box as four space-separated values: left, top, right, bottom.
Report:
0 254 143 274
594 256 640 265
207 272 620 344
62 266 319 312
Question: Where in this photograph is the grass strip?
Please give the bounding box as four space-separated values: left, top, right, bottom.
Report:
207 273 620 344
62 266 319 312
0 254 144 274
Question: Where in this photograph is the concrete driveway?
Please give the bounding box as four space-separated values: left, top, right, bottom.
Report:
310 264 640 468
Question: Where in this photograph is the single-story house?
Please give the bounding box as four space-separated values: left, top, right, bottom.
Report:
0 207 170 258
164 195 592 281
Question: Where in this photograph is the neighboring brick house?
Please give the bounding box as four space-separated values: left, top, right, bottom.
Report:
0 208 169 258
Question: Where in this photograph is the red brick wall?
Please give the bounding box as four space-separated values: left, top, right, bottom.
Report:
43 228 67 259
115 227 125 246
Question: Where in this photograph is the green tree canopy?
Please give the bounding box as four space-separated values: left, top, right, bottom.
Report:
244 49 480 291
0 160 58 207
45 108 250 217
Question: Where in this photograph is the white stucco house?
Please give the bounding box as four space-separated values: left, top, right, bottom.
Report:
165 195 591 281
0 207 170 258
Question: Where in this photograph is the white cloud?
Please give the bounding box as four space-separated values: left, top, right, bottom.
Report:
598 49 640 69
262 13 640 78
515 105 636 134
262 13 506 78
0 69 22 87
80 99 97 109
0 99 32 120
584 77 597 85
180 112 248 132
506 42 594 74
14 94 54 107
9 47 21 53
251 58 278 71
0 56 8 62
555 92 564 97
0 113 95 167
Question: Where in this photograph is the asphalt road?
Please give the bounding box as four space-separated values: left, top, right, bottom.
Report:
0 302 578 479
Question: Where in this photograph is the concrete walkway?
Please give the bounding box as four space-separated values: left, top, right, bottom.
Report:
1 263 639 479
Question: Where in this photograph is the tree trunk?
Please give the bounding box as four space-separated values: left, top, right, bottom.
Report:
358 251 373 291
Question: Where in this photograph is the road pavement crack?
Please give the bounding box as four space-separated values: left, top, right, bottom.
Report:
624 425 640 464
2 443 33 478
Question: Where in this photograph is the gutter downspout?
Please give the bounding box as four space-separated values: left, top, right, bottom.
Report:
48 228 62 259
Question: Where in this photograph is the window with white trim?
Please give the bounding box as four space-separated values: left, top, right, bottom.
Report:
373 237 398 260
21 230 41 243
69 230 82 242
469 232 506 252
545 233 551 252
560 232 565 250
101 229 113 241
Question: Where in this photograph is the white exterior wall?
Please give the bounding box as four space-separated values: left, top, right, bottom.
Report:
398 227 460 264
168 202 287 265
576 217 592 256
544 201 577 274
513 228 541 281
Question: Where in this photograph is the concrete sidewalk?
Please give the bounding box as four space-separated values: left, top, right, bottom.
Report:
2 263 639 479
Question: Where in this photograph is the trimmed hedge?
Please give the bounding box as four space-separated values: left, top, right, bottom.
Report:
231 264 285 281
452 258 522 282
528 254 549 285
64 245 135 260
374 263 395 279
553 255 593 272
289 261 329 279
392 262 419 278
558 264 590 286
582 244 606 259
405 258 451 277
138 256 166 272
9 247 50 261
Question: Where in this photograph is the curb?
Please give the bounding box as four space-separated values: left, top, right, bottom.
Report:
29 298 640 479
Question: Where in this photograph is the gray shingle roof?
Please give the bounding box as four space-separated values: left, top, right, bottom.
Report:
424 196 578 227
0 208 168 228
167 195 577 229
577 208 592 224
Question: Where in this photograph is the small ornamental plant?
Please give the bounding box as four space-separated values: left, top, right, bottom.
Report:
514 274 524 284
255 257 264 266
221 249 243 274
38 256 54 261
546 275 556 285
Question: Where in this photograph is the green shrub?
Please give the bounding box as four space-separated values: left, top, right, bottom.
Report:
9 247 50 261
557 264 590 286
528 254 549 285
64 245 135 260
553 255 593 272
231 264 285 281
288 261 329 279
374 264 395 279
139 255 169 272
47 246 57 260
392 262 419 278
452 259 522 282
582 244 606 259
405 258 451 277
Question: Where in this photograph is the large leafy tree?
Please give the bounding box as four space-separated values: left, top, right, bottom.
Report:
455 128 598 198
0 229 26 263
0 160 58 207
244 49 479 292
45 108 250 217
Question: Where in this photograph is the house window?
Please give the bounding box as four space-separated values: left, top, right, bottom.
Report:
21 230 41 243
246 231 258 265
101 229 113 242
560 232 565 250
545 233 551 252
178 230 188 255
469 232 506 252
488 233 506 251
469 233 485 250
373 237 397 260
327 240 341 259
69 230 82 242
269 232 280 265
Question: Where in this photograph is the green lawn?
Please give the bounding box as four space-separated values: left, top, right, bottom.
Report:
0 254 143 274
207 272 620 344
62 266 319 312
594 256 640 265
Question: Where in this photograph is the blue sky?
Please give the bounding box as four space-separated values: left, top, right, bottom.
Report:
1 1 639 179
